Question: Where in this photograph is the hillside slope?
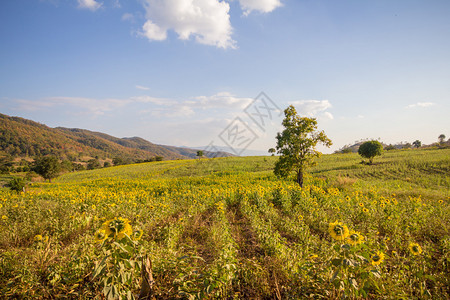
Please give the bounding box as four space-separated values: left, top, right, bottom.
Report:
0 113 187 160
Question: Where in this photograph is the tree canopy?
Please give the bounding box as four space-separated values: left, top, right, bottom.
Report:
412 140 421 148
273 105 332 187
34 156 60 182
358 140 383 164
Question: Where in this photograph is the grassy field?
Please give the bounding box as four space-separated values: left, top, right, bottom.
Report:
0 148 449 298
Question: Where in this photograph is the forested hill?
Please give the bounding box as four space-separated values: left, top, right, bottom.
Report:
0 113 231 161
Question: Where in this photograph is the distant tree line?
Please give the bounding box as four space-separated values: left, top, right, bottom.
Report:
337 134 448 154
0 153 165 181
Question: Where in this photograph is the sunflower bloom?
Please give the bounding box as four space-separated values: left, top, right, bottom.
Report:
101 217 133 240
346 231 364 245
95 229 108 243
371 251 385 266
328 221 349 241
34 234 43 242
132 228 143 241
409 243 422 255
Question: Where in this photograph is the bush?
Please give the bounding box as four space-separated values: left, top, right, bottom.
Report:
8 177 26 193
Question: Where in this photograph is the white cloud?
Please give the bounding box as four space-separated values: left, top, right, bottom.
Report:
12 92 255 119
321 111 334 120
122 13 135 22
135 85 150 91
141 20 167 41
112 0 121 8
15 97 127 116
77 0 102 11
290 100 332 118
13 96 176 116
406 102 435 108
130 95 176 106
187 92 253 109
140 0 236 49
238 0 283 16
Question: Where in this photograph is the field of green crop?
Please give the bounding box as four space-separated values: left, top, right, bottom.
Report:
0 148 449 298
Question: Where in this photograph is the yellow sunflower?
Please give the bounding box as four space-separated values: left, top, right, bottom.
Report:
132 228 144 241
409 243 422 255
371 251 385 266
94 229 108 243
346 231 364 245
34 234 43 242
328 221 349 241
101 217 132 240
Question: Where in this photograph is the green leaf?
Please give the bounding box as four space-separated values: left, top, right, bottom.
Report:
331 268 340 281
341 244 351 250
331 258 342 266
370 269 381 278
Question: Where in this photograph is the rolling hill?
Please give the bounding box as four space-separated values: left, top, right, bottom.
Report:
0 113 232 161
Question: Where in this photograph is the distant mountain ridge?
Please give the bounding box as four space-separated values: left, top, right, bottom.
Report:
0 113 233 161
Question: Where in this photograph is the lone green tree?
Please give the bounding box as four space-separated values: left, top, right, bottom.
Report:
412 140 421 148
438 134 446 145
274 105 332 187
358 140 383 164
196 150 204 159
268 148 276 156
34 156 60 182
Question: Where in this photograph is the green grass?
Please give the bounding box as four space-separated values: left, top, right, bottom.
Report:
0 148 449 298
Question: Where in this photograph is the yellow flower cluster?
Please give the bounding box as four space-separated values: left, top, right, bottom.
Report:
409 242 422 255
371 251 385 266
95 217 135 243
346 231 364 245
328 221 349 241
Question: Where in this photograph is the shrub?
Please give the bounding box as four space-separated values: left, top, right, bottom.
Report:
8 177 26 193
358 140 383 164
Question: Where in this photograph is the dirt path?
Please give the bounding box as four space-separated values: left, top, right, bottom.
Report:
226 202 284 299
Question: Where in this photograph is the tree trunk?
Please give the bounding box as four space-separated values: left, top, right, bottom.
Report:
296 169 303 187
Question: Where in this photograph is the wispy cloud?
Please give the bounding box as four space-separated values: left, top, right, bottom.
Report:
239 0 283 16
11 92 251 118
135 85 150 90
290 99 333 119
13 96 176 117
406 102 435 108
16 97 128 116
122 13 135 22
77 0 102 11
186 92 253 109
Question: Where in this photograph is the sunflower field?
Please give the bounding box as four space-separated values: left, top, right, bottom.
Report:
0 149 449 298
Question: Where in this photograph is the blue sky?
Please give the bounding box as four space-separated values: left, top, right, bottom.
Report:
1 0 449 154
